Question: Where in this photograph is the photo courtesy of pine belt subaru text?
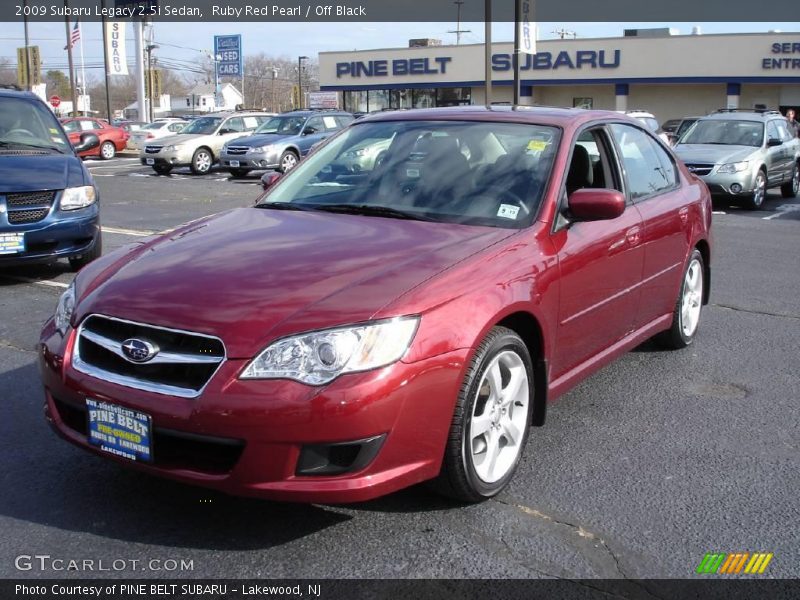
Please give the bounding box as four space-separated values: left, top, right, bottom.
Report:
0 87 102 270
41 106 713 503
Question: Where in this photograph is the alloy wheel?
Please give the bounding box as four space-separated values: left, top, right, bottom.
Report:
281 153 298 171
680 257 703 338
752 172 766 208
195 151 211 173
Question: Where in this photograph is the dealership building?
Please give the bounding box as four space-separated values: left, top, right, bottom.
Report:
318 31 800 122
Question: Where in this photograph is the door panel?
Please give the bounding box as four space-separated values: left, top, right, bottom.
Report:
766 121 785 184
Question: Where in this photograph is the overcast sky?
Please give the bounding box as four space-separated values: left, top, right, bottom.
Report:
1 21 798 79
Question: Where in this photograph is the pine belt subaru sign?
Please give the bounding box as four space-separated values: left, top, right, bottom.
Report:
214 34 242 77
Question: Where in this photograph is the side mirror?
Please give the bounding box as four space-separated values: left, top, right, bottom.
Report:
767 138 782 147
302 127 317 136
73 132 100 153
260 171 282 191
568 188 626 221
219 128 234 135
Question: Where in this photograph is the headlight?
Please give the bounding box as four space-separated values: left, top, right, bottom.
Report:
163 144 184 152
240 316 419 385
54 281 76 336
717 161 749 174
250 145 272 153
60 186 97 211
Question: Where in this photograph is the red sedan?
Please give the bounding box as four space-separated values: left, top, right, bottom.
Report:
61 117 128 159
40 107 712 503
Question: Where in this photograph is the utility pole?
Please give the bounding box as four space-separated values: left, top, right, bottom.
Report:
134 20 146 122
100 0 112 121
146 44 158 121
447 1 471 45
271 67 279 113
297 56 308 109
484 0 492 106
64 0 77 117
23 0 32 91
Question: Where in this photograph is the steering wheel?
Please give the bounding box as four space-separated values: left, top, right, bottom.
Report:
463 185 531 218
6 128 35 137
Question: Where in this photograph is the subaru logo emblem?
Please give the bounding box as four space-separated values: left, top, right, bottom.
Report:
121 338 159 363
688 166 697 172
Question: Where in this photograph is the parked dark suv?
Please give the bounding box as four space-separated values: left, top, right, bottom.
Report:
0 87 102 270
220 110 354 176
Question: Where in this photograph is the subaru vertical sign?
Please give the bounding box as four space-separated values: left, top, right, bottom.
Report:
214 35 242 77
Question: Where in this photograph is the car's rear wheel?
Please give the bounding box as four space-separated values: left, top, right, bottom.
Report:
745 169 767 210
229 168 251 178
433 327 533 502
278 150 298 173
68 233 102 272
780 162 799 198
99 141 116 160
153 164 173 175
657 248 704 349
190 148 213 175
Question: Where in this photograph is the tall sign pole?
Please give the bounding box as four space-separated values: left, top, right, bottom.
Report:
64 0 78 116
484 0 492 106
134 20 146 121
23 0 32 91
513 0 521 105
100 0 112 120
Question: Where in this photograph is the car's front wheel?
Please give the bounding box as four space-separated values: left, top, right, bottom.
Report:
746 169 767 210
781 162 799 198
434 327 533 502
99 141 116 160
190 148 213 175
657 248 705 349
278 150 299 173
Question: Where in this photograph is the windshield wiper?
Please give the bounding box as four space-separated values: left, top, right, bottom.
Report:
254 202 314 211
311 203 434 221
0 140 65 153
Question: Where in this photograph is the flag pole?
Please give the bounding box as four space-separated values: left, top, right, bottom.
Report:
100 0 112 121
64 0 78 117
513 0 521 105
78 21 86 115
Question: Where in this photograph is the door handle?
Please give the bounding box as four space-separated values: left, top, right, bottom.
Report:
625 226 641 246
679 206 689 225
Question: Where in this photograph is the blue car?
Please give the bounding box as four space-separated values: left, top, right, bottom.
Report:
0 87 102 270
219 110 355 176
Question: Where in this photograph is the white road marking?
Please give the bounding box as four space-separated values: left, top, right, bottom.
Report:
712 211 727 215
762 204 800 220
1 275 69 289
102 225 157 237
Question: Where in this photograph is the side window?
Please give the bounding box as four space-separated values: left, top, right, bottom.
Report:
335 115 355 128
168 123 185 132
766 121 780 142
321 115 339 131
224 117 244 133
567 128 622 196
774 120 793 142
305 116 325 133
80 120 94 131
610 124 677 200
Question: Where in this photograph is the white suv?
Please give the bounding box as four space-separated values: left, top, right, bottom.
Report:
619 110 670 144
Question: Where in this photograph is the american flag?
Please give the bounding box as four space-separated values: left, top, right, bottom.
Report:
65 21 80 50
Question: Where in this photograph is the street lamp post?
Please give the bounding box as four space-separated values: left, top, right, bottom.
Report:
271 67 280 112
297 56 308 109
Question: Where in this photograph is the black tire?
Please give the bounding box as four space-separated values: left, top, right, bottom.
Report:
68 233 102 272
229 168 251 178
153 164 173 175
433 326 534 502
278 150 299 173
745 169 767 210
780 162 799 198
99 141 116 160
190 147 213 175
656 248 705 350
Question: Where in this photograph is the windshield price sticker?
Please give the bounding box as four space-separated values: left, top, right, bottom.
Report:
497 204 520 219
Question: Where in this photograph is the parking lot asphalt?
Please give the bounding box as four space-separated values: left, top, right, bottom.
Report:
0 156 798 581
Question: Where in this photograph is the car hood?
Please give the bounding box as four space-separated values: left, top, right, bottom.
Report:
674 144 757 165
0 153 87 192
75 208 513 358
227 133 293 147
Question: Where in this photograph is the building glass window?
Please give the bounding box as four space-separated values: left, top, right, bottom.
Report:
573 97 593 109
369 89 390 111
436 87 471 106
412 89 436 109
343 90 368 113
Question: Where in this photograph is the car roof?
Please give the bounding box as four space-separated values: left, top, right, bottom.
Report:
702 110 783 121
358 105 642 129
0 87 40 101
279 110 351 116
201 111 273 118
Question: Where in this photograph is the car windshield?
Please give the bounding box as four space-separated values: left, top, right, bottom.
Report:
142 122 164 130
255 116 307 135
258 120 560 228
180 117 222 135
0 97 71 152
680 119 764 147
675 119 697 138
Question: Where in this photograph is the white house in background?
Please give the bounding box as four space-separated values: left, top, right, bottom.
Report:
122 94 172 120
172 83 243 115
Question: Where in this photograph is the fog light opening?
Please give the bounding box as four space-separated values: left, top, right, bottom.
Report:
296 434 386 476
730 183 742 194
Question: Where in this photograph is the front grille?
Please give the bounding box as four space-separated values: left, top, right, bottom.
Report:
225 146 250 155
73 315 226 398
685 163 715 177
52 397 244 474
8 208 50 224
5 190 56 225
7 190 56 207
145 145 163 154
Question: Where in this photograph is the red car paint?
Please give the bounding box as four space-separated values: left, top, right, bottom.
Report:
61 117 129 158
40 107 712 503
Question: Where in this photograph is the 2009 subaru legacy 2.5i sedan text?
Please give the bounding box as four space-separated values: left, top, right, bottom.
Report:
40 106 712 503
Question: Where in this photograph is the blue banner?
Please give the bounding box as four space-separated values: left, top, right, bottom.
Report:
214 34 243 78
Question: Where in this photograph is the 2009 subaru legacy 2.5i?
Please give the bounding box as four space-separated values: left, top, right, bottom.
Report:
40 106 712 503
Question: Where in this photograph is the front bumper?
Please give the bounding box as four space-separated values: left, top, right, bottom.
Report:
0 206 99 266
39 319 468 503
220 148 281 171
698 170 758 196
140 147 195 168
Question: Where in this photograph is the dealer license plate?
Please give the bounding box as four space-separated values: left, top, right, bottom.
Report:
229 160 240 167
86 399 153 462
146 158 155 165
0 233 25 255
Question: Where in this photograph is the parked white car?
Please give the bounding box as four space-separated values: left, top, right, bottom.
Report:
618 110 671 145
129 120 188 151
